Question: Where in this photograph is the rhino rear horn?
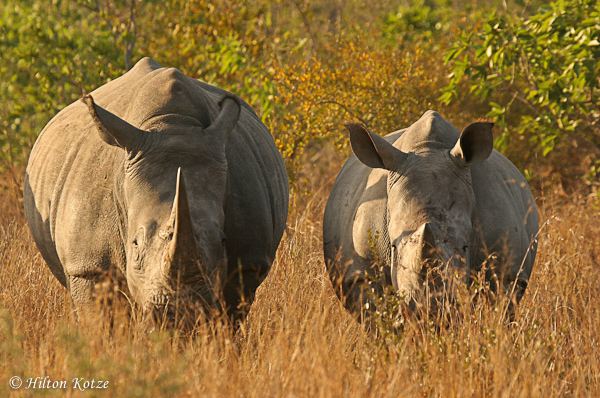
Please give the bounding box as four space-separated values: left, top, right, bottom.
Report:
205 95 241 137
165 168 199 275
82 94 146 150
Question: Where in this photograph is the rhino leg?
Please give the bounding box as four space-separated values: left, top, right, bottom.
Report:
344 277 377 318
327 258 383 328
223 259 270 322
67 275 96 318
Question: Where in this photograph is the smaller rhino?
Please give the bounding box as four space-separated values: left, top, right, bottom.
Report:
323 111 538 320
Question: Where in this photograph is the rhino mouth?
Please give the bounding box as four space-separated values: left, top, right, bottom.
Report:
150 293 172 307
150 304 176 326
146 292 176 325
145 289 216 329
397 261 466 325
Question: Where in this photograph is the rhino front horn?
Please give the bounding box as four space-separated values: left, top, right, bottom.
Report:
82 94 146 150
165 168 199 275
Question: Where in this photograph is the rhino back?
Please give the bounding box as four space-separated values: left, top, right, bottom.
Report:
175 69 289 271
222 92 289 270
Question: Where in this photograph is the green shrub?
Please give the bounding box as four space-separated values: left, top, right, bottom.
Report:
0 1 126 169
268 40 443 179
442 0 599 162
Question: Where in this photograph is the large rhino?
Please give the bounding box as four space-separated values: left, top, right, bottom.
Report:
24 57 288 322
324 111 538 320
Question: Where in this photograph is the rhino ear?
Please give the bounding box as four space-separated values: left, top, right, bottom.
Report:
82 95 146 150
450 122 494 165
346 123 407 170
205 95 241 137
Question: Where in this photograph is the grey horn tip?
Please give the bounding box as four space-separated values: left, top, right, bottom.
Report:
176 167 184 189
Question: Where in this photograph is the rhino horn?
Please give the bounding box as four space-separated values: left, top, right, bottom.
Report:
417 223 436 263
82 94 146 150
165 168 199 276
205 95 241 137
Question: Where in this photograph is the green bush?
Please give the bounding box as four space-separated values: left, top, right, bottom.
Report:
442 0 599 160
0 1 128 169
382 0 451 44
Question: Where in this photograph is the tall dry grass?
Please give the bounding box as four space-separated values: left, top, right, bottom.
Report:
0 161 599 397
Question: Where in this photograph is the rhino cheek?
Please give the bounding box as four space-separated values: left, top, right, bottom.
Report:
124 247 171 309
124 268 145 305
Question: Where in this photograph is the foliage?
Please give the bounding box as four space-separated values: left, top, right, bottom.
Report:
138 0 281 118
268 40 442 177
0 0 445 183
0 0 597 187
382 0 452 44
0 1 128 169
442 0 599 161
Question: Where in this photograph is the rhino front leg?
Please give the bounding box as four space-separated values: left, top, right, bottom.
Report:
224 260 270 323
344 275 389 329
67 275 97 320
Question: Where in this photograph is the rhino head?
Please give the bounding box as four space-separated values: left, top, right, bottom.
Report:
83 94 240 323
346 112 493 315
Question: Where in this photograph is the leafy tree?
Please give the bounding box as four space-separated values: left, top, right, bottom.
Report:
1 0 596 190
382 0 451 44
268 39 441 179
0 0 127 171
442 0 599 164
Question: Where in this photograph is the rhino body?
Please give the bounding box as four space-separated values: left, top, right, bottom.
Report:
24 58 288 320
324 111 538 318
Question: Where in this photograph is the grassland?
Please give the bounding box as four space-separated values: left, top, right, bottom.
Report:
1 159 598 397
0 0 597 396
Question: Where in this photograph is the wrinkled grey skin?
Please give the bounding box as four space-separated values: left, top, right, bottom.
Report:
324 111 538 318
24 58 288 320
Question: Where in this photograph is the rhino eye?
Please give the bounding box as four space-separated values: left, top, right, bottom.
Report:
462 245 468 253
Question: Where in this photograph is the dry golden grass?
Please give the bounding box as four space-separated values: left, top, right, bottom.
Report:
1 162 599 397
